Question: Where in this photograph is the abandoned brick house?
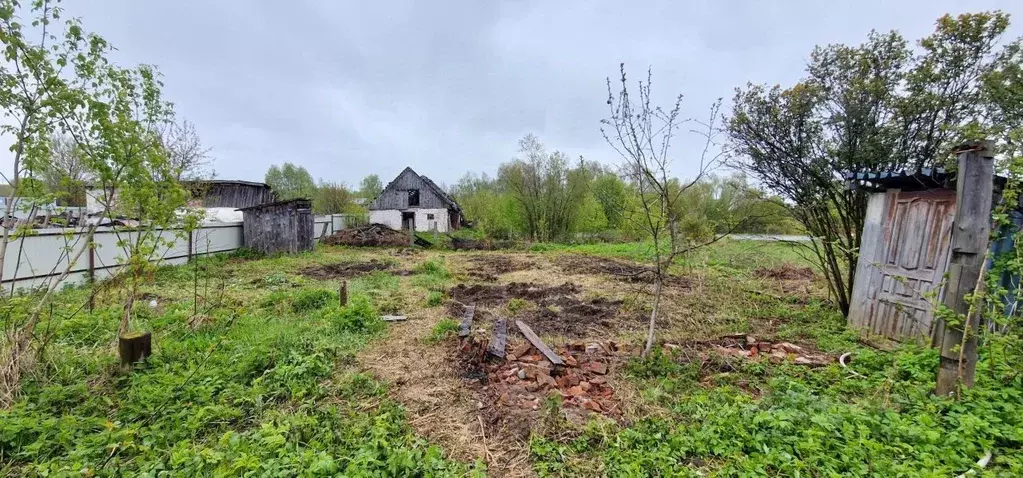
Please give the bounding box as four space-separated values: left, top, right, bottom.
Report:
368 167 463 232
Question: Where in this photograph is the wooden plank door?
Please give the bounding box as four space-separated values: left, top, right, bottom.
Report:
866 189 956 342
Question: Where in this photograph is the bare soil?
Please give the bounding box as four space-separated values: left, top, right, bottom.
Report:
448 282 638 337
299 260 394 280
465 255 537 282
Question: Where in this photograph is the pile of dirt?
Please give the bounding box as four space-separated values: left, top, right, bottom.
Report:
320 224 411 247
299 259 393 279
459 336 628 440
449 282 581 305
465 255 535 282
755 264 815 281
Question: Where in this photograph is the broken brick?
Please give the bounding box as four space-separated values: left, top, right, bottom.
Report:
567 385 586 397
579 381 591 392
564 355 578 366
511 342 533 358
589 376 606 385
580 398 603 412
585 362 608 375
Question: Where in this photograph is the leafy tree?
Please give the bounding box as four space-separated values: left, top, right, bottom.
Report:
450 172 517 239
265 163 316 200
314 180 361 214
499 134 590 242
590 172 630 231
38 134 90 206
358 174 383 200
0 0 186 405
727 12 1013 315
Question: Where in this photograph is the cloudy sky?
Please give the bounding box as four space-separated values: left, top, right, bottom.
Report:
15 0 1023 187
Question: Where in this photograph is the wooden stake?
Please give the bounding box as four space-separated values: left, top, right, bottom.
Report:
934 140 995 397
339 280 348 307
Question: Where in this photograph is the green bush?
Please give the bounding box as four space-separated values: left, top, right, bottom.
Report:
323 296 385 334
291 288 335 312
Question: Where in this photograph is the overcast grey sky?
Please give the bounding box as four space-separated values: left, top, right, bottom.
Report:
18 1 1023 186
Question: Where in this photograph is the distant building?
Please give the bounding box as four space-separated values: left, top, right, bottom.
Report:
86 179 276 214
182 180 276 209
368 167 463 232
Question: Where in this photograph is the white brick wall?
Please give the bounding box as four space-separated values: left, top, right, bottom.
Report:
370 208 449 232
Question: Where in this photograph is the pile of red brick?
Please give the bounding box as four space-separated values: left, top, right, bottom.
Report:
482 340 625 416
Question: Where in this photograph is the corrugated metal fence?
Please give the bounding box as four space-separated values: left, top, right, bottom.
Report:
1 214 352 292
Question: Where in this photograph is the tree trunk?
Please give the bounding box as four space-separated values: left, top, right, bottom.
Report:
643 275 663 356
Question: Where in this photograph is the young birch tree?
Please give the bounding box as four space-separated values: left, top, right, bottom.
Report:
601 64 724 355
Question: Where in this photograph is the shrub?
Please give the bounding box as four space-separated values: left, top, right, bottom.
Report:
292 289 335 312
325 296 384 334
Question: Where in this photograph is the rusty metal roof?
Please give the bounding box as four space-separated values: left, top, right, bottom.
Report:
845 168 1007 192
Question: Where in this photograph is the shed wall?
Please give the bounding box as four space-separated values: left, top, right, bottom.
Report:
242 202 313 254
369 210 402 230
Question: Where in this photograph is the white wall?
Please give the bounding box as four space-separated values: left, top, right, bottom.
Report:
415 208 449 232
369 209 449 232
1 218 345 293
370 210 402 230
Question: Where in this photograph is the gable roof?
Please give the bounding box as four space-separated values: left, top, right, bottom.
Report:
374 167 461 212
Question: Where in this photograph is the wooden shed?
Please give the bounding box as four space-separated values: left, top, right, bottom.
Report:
845 150 1013 344
239 198 314 254
183 180 277 209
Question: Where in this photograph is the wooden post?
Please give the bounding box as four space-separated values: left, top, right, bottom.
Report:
187 229 194 262
934 140 995 397
339 280 348 307
88 235 95 312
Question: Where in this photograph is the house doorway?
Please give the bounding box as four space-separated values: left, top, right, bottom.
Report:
401 212 415 231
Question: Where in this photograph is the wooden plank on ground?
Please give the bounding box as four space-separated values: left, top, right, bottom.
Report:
382 315 407 322
487 317 507 358
515 320 564 366
458 304 476 337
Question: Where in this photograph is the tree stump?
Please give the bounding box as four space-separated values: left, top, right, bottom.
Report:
119 331 152 365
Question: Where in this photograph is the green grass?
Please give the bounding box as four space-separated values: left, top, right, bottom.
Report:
0 250 479 476
530 238 813 273
529 295 1023 477
424 318 460 344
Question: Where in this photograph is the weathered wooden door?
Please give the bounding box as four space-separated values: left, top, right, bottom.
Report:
862 189 956 341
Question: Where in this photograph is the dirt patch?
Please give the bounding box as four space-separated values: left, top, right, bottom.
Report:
465 255 536 282
449 282 581 305
755 264 815 281
555 254 691 289
299 260 393 280
556 254 650 281
449 282 639 337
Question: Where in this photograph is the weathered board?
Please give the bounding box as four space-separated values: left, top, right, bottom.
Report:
458 304 476 338
487 317 507 358
850 189 956 342
369 167 458 211
240 199 314 254
515 320 564 366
